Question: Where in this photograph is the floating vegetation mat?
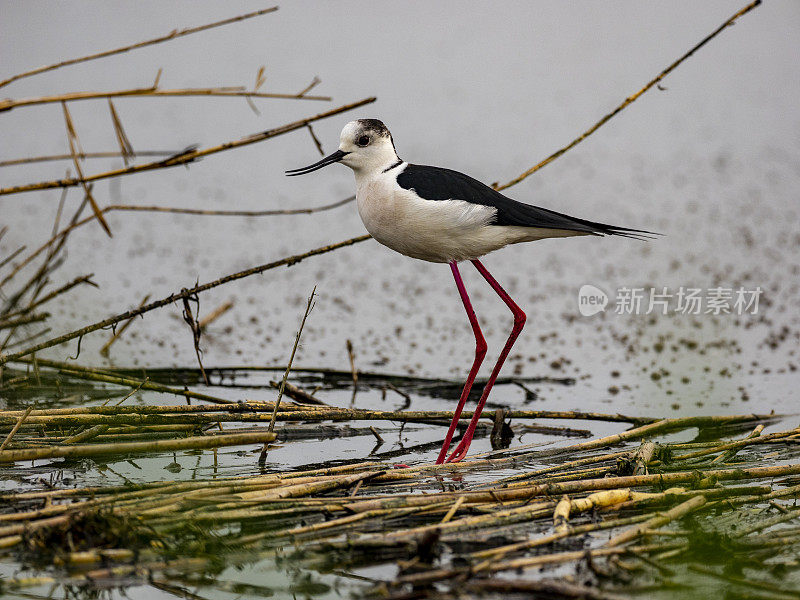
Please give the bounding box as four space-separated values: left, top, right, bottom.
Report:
1 364 799 598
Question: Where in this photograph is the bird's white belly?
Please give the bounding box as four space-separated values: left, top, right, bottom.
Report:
356 179 529 263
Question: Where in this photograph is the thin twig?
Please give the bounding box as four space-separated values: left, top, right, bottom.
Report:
306 124 325 156
0 235 370 366
0 97 376 197
260 288 316 462
62 102 112 236
496 0 762 191
0 86 331 112
107 100 135 165
0 6 279 89
99 295 151 357
1 274 95 322
0 196 355 291
198 301 234 331
0 150 177 167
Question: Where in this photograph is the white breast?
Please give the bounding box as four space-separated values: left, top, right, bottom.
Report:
355 167 536 263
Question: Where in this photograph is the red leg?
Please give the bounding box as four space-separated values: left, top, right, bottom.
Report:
445 259 526 463
436 261 488 464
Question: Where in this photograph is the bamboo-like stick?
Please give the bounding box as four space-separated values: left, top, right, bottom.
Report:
671 428 798 461
472 512 654 564
606 495 707 547
397 542 684 586
710 423 765 464
513 416 784 460
441 496 466 524
735 507 800 537
343 462 800 512
0 409 778 431
0 406 32 451
632 440 656 475
0 429 276 463
61 424 109 444
553 494 571 534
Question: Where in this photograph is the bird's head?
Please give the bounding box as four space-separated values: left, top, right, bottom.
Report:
286 119 399 177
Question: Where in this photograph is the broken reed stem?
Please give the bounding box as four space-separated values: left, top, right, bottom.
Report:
0 406 32 451
0 398 774 430
269 288 315 434
397 543 685 586
709 423 764 464
0 196 355 291
0 234 371 365
0 150 177 167
198 300 234 331
0 6 279 89
513 416 773 460
107 99 134 164
496 0 762 191
0 97 376 197
13 357 234 404
342 463 800 510
259 289 316 462
0 86 331 113
0 274 95 322
671 428 798 461
0 401 650 421
61 424 109 444
99 294 151 356
472 512 653 564
0 430 276 463
688 565 800 598
605 494 707 547
53 365 577 396
268 379 327 405
61 102 112 236
346 339 358 404
0 245 26 269
0 312 49 330
0 185 87 299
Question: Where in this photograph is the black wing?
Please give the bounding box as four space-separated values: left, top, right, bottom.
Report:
396 163 656 240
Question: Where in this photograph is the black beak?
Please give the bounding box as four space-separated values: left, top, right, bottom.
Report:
285 149 349 176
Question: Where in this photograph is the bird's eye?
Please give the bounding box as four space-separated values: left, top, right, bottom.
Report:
357 135 370 147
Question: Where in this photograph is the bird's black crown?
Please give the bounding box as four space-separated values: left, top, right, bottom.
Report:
356 119 391 138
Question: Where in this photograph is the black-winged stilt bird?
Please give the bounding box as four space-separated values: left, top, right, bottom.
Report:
287 119 652 464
